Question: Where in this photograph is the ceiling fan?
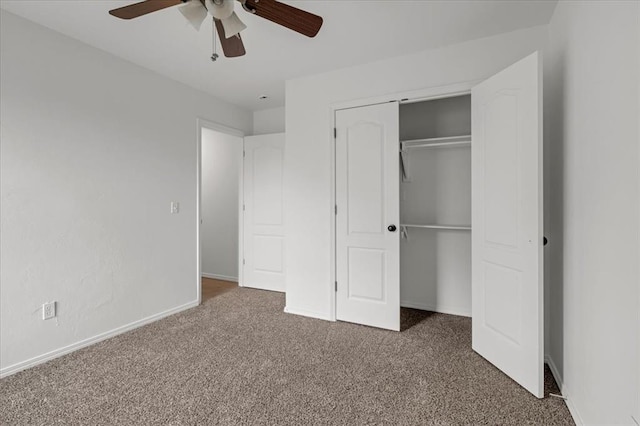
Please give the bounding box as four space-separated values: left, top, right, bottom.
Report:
109 0 323 59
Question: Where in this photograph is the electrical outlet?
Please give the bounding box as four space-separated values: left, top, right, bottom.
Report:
42 302 56 320
170 201 179 214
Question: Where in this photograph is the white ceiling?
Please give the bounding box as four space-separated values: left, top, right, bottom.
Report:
0 0 556 111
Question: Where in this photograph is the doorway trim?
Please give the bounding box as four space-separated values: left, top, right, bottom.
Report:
196 118 245 305
328 80 479 322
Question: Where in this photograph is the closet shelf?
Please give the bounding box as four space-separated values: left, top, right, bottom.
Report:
401 135 471 151
401 224 471 231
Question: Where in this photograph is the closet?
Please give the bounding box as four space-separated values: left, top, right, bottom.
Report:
334 52 543 398
399 95 472 317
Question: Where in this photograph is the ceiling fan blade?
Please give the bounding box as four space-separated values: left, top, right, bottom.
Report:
215 19 246 57
109 0 183 20
243 0 323 38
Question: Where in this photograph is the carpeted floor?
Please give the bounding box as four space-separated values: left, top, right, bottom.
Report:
0 287 573 425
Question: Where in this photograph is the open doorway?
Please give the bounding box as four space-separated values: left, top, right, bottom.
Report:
197 119 287 304
197 120 244 303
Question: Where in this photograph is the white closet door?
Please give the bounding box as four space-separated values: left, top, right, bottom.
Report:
336 102 400 331
243 133 285 292
471 52 543 398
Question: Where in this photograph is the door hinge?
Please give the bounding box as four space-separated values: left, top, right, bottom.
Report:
243 259 246 265
243 150 246 157
335 281 337 292
334 127 337 139
243 204 245 211
335 205 337 215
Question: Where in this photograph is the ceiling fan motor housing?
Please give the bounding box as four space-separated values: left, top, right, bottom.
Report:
205 0 234 20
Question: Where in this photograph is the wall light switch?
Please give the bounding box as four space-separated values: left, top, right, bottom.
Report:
171 201 179 214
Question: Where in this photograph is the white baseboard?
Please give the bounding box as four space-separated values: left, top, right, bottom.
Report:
201 273 238 282
0 300 198 379
545 355 584 426
400 300 471 318
284 306 332 321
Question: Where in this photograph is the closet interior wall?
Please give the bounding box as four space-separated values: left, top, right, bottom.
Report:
399 95 473 316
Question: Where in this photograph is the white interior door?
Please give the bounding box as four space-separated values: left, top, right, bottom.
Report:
243 133 285 292
335 102 400 331
471 52 543 398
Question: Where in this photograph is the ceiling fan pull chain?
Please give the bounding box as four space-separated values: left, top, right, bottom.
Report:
211 17 219 62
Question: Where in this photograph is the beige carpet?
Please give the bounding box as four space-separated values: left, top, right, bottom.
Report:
1 288 573 425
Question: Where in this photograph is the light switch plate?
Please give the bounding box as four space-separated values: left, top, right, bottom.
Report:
170 201 179 214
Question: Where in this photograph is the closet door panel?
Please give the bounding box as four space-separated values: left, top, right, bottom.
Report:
336 102 400 331
346 123 385 235
471 51 543 398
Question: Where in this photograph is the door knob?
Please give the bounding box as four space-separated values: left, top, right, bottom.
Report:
388 225 397 232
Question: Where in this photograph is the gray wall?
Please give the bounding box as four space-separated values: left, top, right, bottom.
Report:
253 107 285 135
544 1 639 423
0 11 252 375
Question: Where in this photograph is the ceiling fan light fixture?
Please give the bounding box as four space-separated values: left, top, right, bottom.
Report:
178 1 208 31
221 12 247 38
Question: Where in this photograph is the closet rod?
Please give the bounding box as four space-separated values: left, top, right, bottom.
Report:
401 135 471 150
401 224 471 231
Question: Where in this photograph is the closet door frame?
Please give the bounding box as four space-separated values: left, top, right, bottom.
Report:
330 58 545 398
329 80 480 323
